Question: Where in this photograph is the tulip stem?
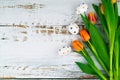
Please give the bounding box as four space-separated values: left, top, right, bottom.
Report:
109 31 115 80
81 49 94 65
113 33 119 80
87 40 109 75
81 49 107 80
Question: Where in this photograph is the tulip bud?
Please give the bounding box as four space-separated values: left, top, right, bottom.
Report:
71 40 83 52
88 12 97 24
80 29 90 42
100 4 104 15
111 0 116 4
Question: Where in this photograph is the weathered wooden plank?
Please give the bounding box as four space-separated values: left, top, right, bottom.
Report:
0 0 119 26
0 24 105 79
0 26 84 78
0 0 100 26
0 26 101 78
0 64 83 78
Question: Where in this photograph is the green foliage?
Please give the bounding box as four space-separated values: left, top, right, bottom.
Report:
93 4 108 38
113 32 119 80
88 23 109 69
75 0 120 80
75 62 96 74
118 16 120 27
114 3 119 28
81 15 109 69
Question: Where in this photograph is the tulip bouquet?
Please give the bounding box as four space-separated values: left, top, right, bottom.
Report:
71 0 120 80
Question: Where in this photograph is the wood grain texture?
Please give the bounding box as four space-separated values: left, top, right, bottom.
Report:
0 0 119 78
0 0 100 26
0 26 92 78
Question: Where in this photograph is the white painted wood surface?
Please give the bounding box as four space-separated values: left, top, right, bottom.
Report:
0 0 101 25
0 0 120 78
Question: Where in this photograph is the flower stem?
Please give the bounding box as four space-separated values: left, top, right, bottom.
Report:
110 50 113 80
109 31 115 80
87 40 109 75
115 53 119 80
81 49 107 80
114 33 119 80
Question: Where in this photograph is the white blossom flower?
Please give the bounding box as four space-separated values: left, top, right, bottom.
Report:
76 3 88 15
58 46 72 56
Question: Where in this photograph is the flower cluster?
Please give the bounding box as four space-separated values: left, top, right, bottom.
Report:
69 0 120 80
71 29 90 52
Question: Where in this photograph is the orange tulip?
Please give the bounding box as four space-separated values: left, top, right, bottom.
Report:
80 29 90 42
111 0 116 4
88 12 97 24
100 4 104 15
71 40 83 52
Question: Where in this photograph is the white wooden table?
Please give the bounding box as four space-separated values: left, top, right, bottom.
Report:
0 0 120 79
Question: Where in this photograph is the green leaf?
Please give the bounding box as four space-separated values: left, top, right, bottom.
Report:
114 3 119 30
101 0 116 32
107 0 115 29
80 13 109 69
77 50 95 65
101 0 110 28
93 4 108 38
75 62 96 75
92 4 99 15
118 68 120 79
113 32 119 80
80 14 89 29
118 16 120 28
88 23 110 69
76 52 107 79
86 41 109 75
118 26 120 66
98 4 109 38
117 25 120 37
